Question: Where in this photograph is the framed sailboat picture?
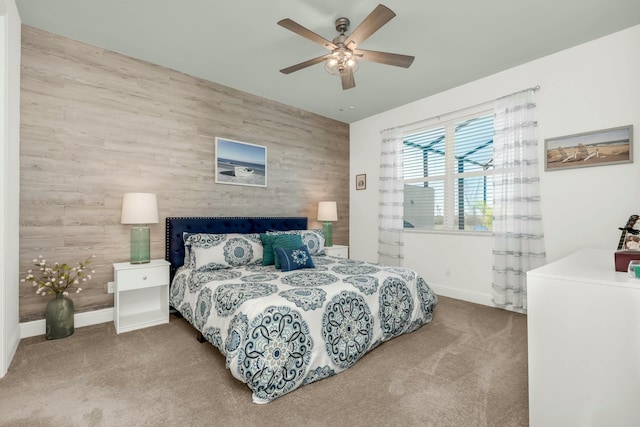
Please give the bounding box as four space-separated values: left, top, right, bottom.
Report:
215 137 267 187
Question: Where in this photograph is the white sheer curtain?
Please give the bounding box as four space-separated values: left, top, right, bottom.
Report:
492 88 546 313
378 127 404 266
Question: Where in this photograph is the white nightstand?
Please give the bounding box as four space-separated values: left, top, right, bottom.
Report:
324 245 349 259
113 259 170 334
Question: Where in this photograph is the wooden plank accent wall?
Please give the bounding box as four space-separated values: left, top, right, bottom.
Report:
19 26 350 322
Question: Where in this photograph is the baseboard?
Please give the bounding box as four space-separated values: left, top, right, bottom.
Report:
428 283 494 307
20 308 114 339
1 328 20 378
7 327 19 368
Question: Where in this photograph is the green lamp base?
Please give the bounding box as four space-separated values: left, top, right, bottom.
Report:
323 221 333 247
130 224 151 264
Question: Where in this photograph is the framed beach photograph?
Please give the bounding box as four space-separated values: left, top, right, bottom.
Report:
544 125 633 171
215 137 267 187
356 174 366 190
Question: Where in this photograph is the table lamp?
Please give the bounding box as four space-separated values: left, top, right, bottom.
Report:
121 193 159 264
317 201 338 247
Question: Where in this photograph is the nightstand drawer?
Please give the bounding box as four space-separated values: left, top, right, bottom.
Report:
324 245 349 259
115 265 169 291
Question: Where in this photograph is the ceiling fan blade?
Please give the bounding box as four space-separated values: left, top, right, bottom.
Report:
340 68 356 90
280 54 332 74
344 4 396 50
278 18 338 50
354 49 415 68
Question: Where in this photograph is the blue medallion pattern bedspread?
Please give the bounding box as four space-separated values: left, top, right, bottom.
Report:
170 255 438 404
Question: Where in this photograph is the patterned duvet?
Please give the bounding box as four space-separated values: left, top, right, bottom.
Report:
170 255 438 403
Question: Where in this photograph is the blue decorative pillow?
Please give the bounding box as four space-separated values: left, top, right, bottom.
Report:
273 246 315 272
271 234 304 269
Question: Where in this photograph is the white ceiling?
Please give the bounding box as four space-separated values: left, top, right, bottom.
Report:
15 0 640 123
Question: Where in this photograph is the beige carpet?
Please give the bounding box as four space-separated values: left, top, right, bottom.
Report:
0 296 528 427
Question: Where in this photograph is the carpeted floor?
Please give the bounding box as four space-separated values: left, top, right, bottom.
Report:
0 296 528 427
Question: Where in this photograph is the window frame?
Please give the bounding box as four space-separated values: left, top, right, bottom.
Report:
401 105 495 234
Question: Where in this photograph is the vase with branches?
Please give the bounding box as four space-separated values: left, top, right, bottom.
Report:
22 255 96 340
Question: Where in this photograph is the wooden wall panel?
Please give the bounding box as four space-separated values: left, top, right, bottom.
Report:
19 26 350 321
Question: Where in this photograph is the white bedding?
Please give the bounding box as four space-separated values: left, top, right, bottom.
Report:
170 255 438 403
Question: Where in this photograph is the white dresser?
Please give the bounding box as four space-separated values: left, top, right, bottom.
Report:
527 248 640 427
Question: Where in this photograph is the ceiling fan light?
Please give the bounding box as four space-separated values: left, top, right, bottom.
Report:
325 48 358 76
325 61 340 75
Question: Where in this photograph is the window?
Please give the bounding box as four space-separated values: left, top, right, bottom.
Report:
403 110 494 232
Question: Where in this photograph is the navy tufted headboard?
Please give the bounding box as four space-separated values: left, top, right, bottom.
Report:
165 216 308 279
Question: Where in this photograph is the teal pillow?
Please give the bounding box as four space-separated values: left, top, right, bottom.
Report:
274 245 315 272
272 234 304 269
260 234 277 266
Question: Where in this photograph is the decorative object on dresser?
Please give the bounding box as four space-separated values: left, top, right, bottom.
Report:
616 214 639 250
614 214 640 271
120 193 159 264
113 259 170 334
215 137 267 188
317 201 338 247
614 250 640 272
21 255 96 340
544 125 633 171
355 173 366 190
627 260 640 278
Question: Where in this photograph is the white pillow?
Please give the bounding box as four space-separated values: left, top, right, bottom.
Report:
186 233 263 269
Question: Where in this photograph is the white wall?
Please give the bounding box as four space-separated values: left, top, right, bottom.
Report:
0 0 21 378
350 25 640 305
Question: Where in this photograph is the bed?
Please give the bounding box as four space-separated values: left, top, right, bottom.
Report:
166 216 438 404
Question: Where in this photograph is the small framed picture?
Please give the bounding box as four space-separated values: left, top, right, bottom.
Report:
356 174 366 190
623 234 640 251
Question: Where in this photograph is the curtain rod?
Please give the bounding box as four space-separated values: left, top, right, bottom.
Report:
382 85 540 133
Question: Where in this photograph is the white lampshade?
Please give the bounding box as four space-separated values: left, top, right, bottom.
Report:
317 201 338 222
121 193 159 224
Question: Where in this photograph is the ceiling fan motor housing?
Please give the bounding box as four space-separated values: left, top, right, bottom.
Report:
332 34 348 48
335 17 350 34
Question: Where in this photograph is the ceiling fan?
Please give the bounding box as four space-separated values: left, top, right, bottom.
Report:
278 3 415 90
